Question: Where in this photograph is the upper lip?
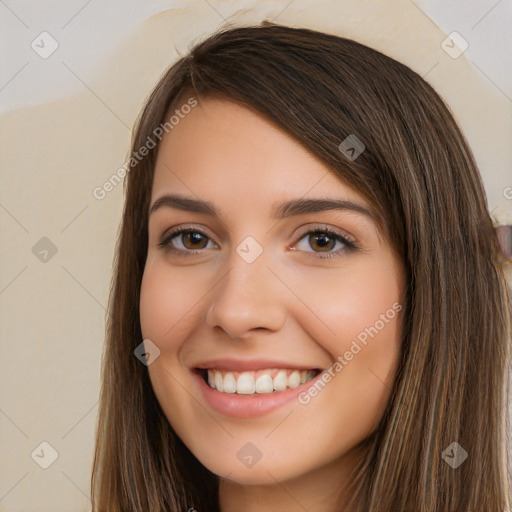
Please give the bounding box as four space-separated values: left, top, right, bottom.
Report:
193 358 322 372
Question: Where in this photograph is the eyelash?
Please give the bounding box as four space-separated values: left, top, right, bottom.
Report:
157 224 358 259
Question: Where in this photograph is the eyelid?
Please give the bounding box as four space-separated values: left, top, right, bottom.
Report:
291 223 356 246
288 223 358 259
161 223 219 244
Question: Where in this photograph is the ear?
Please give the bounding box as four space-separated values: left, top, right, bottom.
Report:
495 223 512 260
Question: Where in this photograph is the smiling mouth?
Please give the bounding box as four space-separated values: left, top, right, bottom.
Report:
195 368 322 395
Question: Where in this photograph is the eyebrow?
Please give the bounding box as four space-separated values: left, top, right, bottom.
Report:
148 194 374 220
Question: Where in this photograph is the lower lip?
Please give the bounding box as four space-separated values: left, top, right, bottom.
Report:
192 370 322 419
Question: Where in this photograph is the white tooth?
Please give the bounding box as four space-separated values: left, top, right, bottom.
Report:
223 372 237 393
288 370 301 388
237 373 256 394
273 370 288 391
207 370 216 388
214 371 224 392
255 374 274 393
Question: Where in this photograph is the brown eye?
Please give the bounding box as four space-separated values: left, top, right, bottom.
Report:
181 231 209 249
293 227 357 259
158 228 217 255
308 232 336 252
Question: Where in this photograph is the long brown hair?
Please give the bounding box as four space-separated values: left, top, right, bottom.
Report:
91 22 511 511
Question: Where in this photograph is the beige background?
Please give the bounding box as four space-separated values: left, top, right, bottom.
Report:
1 1 511 510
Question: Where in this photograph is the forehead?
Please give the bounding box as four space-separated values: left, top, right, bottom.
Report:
151 97 366 207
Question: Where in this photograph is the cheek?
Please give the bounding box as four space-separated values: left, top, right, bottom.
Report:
286 257 403 431
286 257 403 359
139 261 207 429
139 259 207 343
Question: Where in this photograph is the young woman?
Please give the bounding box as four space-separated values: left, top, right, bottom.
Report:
91 22 511 511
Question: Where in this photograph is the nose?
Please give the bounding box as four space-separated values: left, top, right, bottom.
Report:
205 249 287 340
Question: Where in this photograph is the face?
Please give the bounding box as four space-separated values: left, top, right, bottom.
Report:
139 97 405 486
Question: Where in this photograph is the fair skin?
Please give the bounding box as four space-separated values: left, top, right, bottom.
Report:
139 97 405 511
